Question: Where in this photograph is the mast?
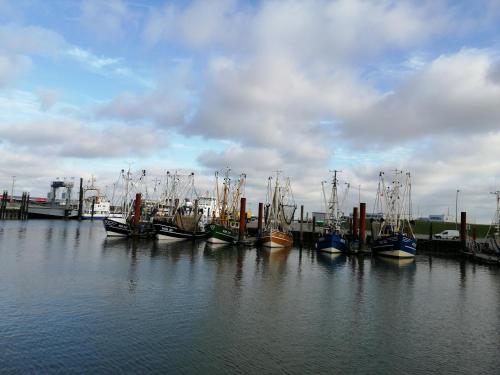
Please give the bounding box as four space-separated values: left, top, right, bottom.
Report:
273 171 281 229
377 169 413 236
222 169 230 224
331 170 340 231
487 191 500 237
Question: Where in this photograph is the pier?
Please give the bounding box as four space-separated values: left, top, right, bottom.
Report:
0 191 30 220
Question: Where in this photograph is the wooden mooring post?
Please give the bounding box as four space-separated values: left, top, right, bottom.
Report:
352 207 359 239
0 191 7 219
359 202 366 248
78 177 83 220
134 193 141 227
299 205 304 245
460 211 467 249
239 197 246 241
257 202 263 238
311 216 316 246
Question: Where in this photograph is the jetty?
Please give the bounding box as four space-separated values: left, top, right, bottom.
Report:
0 191 30 220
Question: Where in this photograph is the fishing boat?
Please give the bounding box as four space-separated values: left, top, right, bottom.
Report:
371 170 416 258
261 172 296 249
205 169 246 245
486 191 500 255
102 168 154 237
103 169 134 236
316 170 349 253
81 176 111 220
154 172 207 241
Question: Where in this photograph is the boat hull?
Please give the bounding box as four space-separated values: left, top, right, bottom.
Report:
371 233 416 258
81 215 108 220
316 233 348 253
261 230 293 248
154 223 207 241
103 217 131 237
28 205 78 219
205 223 237 244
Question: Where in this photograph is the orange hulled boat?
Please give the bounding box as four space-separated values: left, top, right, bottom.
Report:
261 172 296 249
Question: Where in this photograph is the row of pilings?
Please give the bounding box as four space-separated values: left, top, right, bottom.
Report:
247 201 370 249
0 191 30 220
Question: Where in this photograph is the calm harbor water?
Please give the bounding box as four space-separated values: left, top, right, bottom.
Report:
0 220 499 374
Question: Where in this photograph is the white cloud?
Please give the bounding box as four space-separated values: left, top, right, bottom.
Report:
0 24 64 56
0 54 31 87
66 47 120 69
1 119 167 159
342 49 500 144
0 24 65 86
143 0 451 64
80 0 134 40
36 88 60 111
144 0 247 48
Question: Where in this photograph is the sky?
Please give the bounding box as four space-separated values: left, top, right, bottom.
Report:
1 0 500 223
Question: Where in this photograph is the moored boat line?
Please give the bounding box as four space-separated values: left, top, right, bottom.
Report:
261 172 296 250
205 169 246 245
371 170 416 258
315 170 349 254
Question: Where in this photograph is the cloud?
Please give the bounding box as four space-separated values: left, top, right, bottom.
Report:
36 88 60 111
80 0 133 40
0 24 65 87
96 60 195 126
143 0 451 64
143 0 248 48
341 49 500 145
97 89 188 128
0 54 31 87
0 24 65 56
0 120 168 158
66 47 120 69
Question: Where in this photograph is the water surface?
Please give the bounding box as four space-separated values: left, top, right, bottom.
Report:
0 220 499 374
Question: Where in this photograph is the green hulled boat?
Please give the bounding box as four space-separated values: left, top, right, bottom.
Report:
205 169 246 245
205 223 238 244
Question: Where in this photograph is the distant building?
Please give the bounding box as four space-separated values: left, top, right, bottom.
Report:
428 214 454 222
348 212 383 220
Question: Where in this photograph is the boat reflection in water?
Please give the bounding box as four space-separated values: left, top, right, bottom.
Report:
316 251 347 271
374 256 415 268
205 242 235 252
256 247 291 270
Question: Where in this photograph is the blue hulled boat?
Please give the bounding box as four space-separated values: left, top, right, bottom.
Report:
316 232 348 253
315 170 349 254
371 170 416 258
371 232 416 258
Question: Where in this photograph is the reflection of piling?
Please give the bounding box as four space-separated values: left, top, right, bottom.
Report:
359 203 366 248
257 202 263 237
134 193 141 227
460 211 467 248
352 207 359 238
78 177 83 220
239 197 246 241
91 197 95 221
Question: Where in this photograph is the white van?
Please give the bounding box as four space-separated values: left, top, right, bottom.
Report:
434 230 460 240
